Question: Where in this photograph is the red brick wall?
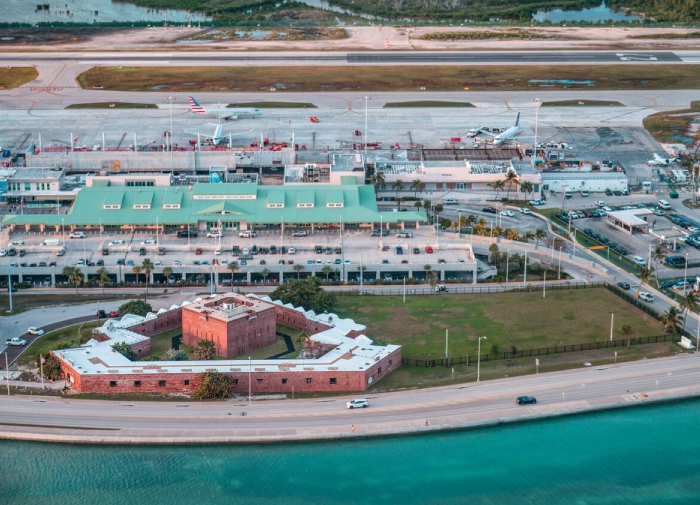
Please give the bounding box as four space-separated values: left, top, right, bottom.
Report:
181 305 276 358
125 308 182 337
273 304 333 335
365 346 402 389
64 367 370 394
130 339 151 358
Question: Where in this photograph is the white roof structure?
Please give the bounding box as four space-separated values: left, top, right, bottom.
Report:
607 209 653 227
53 293 394 377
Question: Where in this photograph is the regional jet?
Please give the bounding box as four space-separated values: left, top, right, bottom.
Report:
185 122 253 146
188 96 263 121
647 153 680 167
478 113 522 145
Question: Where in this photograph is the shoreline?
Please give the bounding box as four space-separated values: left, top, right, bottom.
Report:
2 383 698 446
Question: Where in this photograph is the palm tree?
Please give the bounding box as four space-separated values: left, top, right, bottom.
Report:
423 199 432 219
414 200 422 211
638 266 653 287
141 258 154 302
428 270 438 294
659 306 683 334
680 292 698 331
467 214 477 227
370 171 386 193
321 265 333 282
96 267 110 294
392 179 405 201
504 170 519 200
294 331 310 354
410 179 423 198
62 266 84 294
423 264 432 281
490 179 505 200
162 266 172 284
492 226 503 237
261 267 270 284
131 265 142 285
505 228 520 241
520 181 534 199
522 231 535 243
651 245 666 285
227 262 239 282
293 264 304 280
535 228 547 248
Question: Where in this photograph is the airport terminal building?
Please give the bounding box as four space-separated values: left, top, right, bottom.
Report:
2 177 426 233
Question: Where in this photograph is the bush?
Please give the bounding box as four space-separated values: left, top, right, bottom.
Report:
161 348 188 361
192 372 233 400
117 300 152 317
111 342 136 360
269 277 336 313
38 354 62 381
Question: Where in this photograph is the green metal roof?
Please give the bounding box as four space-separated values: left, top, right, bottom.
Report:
163 190 183 206
3 183 426 227
133 191 154 206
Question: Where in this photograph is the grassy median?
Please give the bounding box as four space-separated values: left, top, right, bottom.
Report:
334 288 663 360
643 100 700 145
77 65 700 92
0 67 38 89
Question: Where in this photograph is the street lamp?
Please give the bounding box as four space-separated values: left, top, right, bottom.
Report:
477 336 487 383
682 253 689 301
609 311 616 342
533 98 542 169
557 247 562 280
61 217 65 246
363 96 371 169
167 96 175 174
248 356 252 403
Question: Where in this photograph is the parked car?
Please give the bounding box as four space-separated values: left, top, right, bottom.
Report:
69 231 86 239
346 399 369 409
444 199 458 205
195 248 203 255
529 199 544 206
413 247 420 254
176 230 197 238
141 238 156 245
516 396 537 405
292 230 308 237
110 311 118 318
239 231 257 238
206 231 223 238
631 256 647 267
109 240 126 246
173 260 182 266
519 208 531 215
595 200 605 207
639 292 655 303
5 337 27 346
371 229 388 237
425 246 434 254
435 285 448 293
27 327 44 336
397 231 413 238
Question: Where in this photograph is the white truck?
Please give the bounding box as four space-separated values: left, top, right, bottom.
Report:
42 239 60 246
5 337 27 346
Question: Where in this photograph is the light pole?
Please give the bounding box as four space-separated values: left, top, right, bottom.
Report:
360 253 363 292
523 250 528 286
609 312 616 342
61 218 65 246
167 96 175 174
98 217 102 248
682 253 689 299
543 270 546 299
363 96 371 168
445 328 449 359
533 98 542 169
458 212 462 238
248 356 252 402
477 336 487 383
506 249 510 283
557 247 562 280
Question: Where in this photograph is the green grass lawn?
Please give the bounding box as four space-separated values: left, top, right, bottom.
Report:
143 328 185 360
0 67 38 89
228 102 316 108
334 288 664 360
542 100 623 107
232 336 294 360
383 101 474 108
76 65 700 93
16 321 103 366
65 102 157 109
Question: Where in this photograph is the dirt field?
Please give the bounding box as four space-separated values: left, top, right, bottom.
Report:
643 101 700 145
76 65 700 93
3 26 700 52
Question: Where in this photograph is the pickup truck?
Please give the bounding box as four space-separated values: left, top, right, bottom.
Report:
5 337 27 346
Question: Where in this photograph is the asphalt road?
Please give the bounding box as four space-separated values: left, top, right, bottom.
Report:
1 354 698 443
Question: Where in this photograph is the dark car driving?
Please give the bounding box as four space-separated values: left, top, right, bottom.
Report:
516 396 537 405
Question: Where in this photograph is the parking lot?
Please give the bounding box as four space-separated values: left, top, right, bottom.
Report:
0 225 478 286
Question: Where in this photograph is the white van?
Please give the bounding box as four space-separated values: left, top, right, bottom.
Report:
42 239 60 246
631 256 647 267
658 200 672 210
444 199 458 205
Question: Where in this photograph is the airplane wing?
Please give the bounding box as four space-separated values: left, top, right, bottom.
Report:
219 127 255 137
478 129 498 137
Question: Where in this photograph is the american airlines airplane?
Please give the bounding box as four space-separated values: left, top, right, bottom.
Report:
647 153 680 166
185 122 254 146
478 113 522 145
188 96 263 120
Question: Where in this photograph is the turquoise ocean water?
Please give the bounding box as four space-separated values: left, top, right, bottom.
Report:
1 400 700 505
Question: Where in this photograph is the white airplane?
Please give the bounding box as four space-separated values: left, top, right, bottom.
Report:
185 122 253 146
478 113 522 145
647 153 680 166
188 96 263 121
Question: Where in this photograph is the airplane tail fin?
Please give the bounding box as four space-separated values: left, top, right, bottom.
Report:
515 112 520 128
188 96 205 114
